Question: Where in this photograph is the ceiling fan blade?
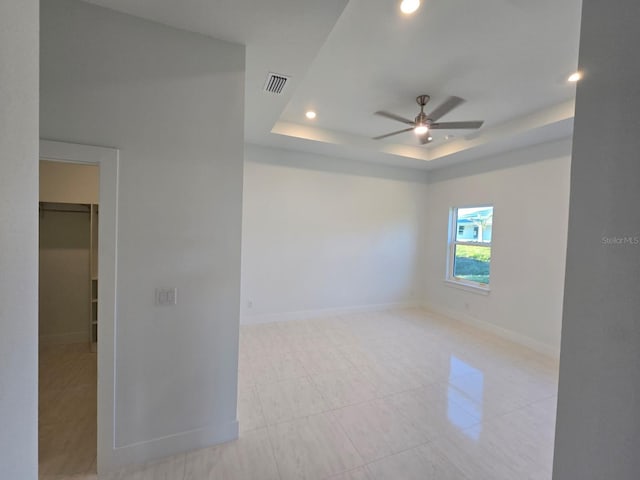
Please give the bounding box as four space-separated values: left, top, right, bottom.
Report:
372 127 415 140
428 96 465 122
430 121 484 130
375 111 415 125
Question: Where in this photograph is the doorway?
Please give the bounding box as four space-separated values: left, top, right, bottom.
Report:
38 161 99 476
39 140 119 475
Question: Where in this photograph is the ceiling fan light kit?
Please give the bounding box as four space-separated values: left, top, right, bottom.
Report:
400 0 421 14
373 94 484 145
567 71 582 82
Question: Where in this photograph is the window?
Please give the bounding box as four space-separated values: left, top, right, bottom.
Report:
448 206 493 289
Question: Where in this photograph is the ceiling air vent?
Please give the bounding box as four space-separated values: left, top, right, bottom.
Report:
263 72 290 95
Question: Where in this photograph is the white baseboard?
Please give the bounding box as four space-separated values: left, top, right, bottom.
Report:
240 301 422 325
422 303 560 359
39 331 88 345
98 419 238 473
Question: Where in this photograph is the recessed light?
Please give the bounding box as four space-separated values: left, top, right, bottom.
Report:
567 71 582 82
305 111 317 119
400 0 420 14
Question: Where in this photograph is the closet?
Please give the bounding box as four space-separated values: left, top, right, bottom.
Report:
39 202 98 349
38 160 100 348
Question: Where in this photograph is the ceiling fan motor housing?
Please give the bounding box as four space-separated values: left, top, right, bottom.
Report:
415 112 429 126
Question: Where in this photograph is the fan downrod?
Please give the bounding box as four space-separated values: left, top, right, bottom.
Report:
415 95 430 124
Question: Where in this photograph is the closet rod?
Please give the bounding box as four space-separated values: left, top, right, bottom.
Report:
39 208 91 214
39 202 92 214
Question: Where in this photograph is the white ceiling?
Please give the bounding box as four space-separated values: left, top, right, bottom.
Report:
83 0 583 170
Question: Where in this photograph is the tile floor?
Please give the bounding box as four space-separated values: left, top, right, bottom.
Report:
39 342 97 479
44 309 559 480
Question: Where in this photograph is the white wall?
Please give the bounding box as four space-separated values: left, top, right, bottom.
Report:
242 142 571 355
41 0 245 469
423 139 572 354
553 0 640 477
39 210 91 344
0 0 39 478
241 145 428 322
40 161 99 204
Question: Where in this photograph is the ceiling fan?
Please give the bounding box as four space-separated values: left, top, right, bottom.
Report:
373 95 484 145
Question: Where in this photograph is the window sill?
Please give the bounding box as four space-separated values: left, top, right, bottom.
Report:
444 279 491 295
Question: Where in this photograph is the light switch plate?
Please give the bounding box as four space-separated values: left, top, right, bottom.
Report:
155 287 177 306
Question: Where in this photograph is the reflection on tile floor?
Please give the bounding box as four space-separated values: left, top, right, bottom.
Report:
48 309 560 480
39 342 97 480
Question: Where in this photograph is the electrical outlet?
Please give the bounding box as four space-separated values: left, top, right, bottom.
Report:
156 288 177 306
247 300 253 309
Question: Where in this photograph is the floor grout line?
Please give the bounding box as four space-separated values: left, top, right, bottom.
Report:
256 382 284 480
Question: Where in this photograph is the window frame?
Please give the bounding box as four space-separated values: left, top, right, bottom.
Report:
446 205 493 293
